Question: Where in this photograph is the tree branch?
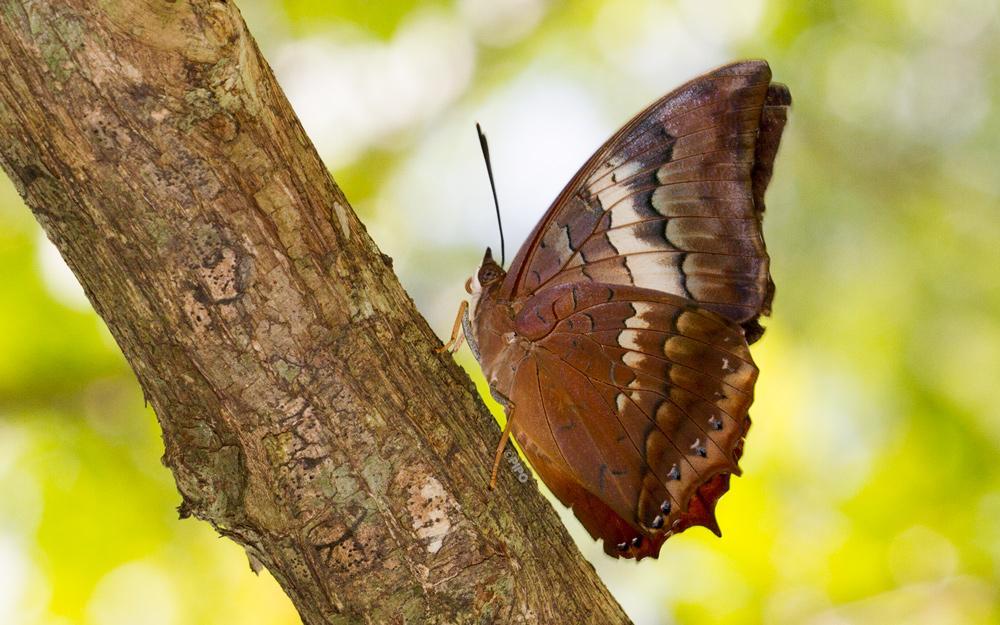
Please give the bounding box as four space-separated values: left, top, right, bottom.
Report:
0 2 630 623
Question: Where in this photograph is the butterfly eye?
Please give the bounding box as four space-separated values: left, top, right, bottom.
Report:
464 277 474 294
478 265 498 285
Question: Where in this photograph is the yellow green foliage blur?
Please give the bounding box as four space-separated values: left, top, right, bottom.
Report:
1 1 998 624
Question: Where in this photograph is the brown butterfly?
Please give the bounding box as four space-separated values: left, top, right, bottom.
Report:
440 60 790 559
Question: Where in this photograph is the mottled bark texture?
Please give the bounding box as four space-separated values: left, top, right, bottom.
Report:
0 2 631 624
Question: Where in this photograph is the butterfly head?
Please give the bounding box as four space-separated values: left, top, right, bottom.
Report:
465 247 506 296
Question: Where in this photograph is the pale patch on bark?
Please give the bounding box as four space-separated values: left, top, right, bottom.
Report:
406 474 454 554
183 291 212 331
332 199 351 239
198 247 241 302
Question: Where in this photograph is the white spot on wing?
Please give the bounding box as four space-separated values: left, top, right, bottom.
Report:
607 157 643 180
607 226 661 256
625 253 685 294
542 222 573 259
618 329 641 351
622 351 645 368
604 187 642 227
624 302 655 328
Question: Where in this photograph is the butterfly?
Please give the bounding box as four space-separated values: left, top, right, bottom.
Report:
440 60 790 560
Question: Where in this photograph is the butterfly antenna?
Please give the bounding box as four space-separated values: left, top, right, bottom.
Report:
476 123 505 267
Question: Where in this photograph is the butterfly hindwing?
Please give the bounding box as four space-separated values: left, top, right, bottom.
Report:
509 281 757 558
501 60 790 337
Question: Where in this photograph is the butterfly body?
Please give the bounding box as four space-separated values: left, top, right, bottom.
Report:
452 60 790 560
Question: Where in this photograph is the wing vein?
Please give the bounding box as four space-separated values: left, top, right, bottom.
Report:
536 346 689 510
557 331 749 434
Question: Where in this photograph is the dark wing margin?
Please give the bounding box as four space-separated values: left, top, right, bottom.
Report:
501 60 790 342
509 282 757 559
743 82 791 342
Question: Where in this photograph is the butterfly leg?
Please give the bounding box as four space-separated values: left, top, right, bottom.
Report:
489 412 515 490
488 387 515 490
436 300 468 353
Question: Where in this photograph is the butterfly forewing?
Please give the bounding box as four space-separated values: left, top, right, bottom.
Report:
501 60 789 335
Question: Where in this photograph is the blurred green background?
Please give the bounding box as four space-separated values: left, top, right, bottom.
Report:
2 1 999 623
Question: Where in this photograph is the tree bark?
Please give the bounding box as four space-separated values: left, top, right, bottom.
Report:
0 2 630 624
